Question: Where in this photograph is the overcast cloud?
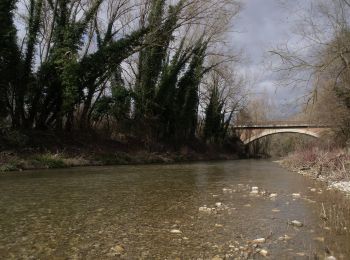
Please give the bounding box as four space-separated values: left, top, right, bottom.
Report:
232 0 311 118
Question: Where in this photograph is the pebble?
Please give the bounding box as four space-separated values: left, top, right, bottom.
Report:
170 229 182 234
259 249 268 257
252 238 266 243
244 204 251 207
215 224 223 228
111 245 125 255
289 220 303 227
310 188 316 192
313 237 324 242
223 188 233 193
292 193 301 198
278 234 292 241
269 193 278 198
212 256 223 260
199 206 212 214
215 202 222 207
272 208 280 212
325 257 337 260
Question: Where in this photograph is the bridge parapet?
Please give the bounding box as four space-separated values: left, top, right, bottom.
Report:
233 121 331 129
233 121 332 145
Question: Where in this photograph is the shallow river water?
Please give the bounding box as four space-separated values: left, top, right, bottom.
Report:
0 160 350 259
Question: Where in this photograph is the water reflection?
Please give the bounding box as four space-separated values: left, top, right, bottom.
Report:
0 161 349 259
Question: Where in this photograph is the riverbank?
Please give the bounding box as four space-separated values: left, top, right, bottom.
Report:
0 130 243 172
278 147 350 196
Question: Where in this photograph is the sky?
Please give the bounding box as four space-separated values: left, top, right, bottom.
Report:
232 0 310 119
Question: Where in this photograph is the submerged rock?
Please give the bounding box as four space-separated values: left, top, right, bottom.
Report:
252 238 265 243
223 188 233 194
111 245 125 255
258 249 268 257
215 202 222 207
170 229 182 234
289 220 303 227
292 193 301 198
199 206 212 214
313 237 325 242
278 234 292 241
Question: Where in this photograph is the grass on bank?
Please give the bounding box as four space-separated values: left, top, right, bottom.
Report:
282 147 350 181
0 153 91 172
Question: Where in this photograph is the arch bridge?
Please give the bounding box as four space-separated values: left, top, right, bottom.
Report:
232 121 331 145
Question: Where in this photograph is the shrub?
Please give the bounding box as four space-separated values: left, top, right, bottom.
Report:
31 154 66 169
0 162 19 172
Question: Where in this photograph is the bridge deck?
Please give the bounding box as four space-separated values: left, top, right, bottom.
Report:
232 124 330 130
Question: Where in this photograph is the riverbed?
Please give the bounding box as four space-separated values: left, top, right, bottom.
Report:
0 160 349 259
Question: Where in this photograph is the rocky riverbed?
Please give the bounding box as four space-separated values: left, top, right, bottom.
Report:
0 160 349 259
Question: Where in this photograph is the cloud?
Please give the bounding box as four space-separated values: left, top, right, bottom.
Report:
231 0 312 118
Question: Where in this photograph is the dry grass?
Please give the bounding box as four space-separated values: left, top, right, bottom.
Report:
283 147 350 181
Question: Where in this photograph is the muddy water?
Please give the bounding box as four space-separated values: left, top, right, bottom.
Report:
0 160 349 259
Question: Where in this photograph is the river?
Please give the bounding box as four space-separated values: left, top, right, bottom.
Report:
0 160 349 259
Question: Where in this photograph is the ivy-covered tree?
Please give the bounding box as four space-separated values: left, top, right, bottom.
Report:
174 42 207 141
204 85 224 142
0 0 21 121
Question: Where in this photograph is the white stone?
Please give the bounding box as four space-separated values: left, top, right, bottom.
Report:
292 193 301 198
215 202 222 207
170 229 182 234
252 238 266 243
290 220 303 227
199 207 212 214
329 181 350 194
259 249 268 257
278 234 292 241
111 245 125 255
269 193 278 198
325 256 337 260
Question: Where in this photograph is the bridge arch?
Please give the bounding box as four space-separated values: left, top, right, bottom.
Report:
243 128 320 145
